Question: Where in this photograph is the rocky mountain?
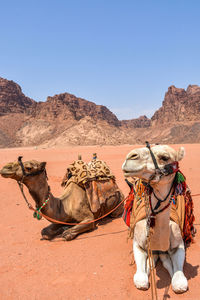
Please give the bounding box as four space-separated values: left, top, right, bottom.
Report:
0 78 35 116
151 85 200 125
121 115 151 128
0 77 200 148
32 93 120 126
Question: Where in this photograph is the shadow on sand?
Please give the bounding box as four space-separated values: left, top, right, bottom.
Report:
43 215 127 242
155 259 199 299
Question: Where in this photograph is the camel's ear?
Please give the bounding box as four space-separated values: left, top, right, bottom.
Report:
40 162 46 169
177 147 185 161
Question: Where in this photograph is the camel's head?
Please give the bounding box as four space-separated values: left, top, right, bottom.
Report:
0 159 46 181
122 144 185 184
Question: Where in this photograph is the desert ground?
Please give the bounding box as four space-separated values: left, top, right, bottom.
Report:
0 144 200 300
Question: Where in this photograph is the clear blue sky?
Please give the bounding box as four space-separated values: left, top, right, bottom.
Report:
1 0 200 120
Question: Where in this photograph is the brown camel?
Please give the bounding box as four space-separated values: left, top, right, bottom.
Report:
0 158 124 240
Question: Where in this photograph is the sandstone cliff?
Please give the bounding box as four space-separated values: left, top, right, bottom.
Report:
33 93 120 126
0 77 35 116
0 77 200 148
121 115 151 128
151 85 200 125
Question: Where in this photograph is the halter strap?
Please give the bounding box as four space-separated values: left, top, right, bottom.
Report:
17 156 49 214
18 156 27 176
145 141 161 173
145 142 179 180
18 156 46 179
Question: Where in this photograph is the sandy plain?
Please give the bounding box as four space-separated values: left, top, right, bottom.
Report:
0 144 199 300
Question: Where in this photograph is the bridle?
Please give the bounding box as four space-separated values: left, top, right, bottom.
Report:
144 141 179 225
17 156 51 219
18 156 47 180
145 141 179 182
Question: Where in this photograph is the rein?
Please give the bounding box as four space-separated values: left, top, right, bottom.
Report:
27 197 126 225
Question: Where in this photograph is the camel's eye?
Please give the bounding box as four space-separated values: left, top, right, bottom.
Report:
129 154 139 160
26 167 32 171
159 155 169 162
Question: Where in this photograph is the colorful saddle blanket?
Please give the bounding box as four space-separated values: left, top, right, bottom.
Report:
123 174 195 246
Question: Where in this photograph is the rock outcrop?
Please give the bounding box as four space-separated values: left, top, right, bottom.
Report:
121 115 151 128
0 77 200 148
0 77 35 116
151 85 200 126
33 93 120 126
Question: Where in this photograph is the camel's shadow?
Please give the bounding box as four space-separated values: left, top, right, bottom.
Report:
155 259 199 299
44 215 125 242
156 261 199 300
156 259 199 289
74 215 125 240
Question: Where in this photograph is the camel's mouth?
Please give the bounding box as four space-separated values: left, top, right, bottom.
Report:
123 170 141 177
0 169 14 178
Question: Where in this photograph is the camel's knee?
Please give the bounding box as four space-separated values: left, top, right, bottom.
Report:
41 224 68 240
41 228 52 240
62 220 95 241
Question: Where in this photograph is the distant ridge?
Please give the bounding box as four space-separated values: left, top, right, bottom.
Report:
0 77 200 148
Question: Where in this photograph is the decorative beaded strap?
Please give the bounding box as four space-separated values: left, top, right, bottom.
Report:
33 196 50 220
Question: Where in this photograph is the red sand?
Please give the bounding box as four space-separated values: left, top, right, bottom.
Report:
0 144 199 300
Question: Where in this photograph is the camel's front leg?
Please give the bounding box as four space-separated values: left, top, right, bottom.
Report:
41 223 69 240
170 242 188 293
133 240 149 290
62 218 95 241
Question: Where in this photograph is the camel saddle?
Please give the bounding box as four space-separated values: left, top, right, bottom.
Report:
62 159 121 213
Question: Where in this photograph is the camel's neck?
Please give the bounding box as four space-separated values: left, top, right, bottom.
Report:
23 172 67 221
149 176 175 251
24 172 49 208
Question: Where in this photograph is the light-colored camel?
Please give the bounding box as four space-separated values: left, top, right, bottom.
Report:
122 144 189 293
0 159 124 240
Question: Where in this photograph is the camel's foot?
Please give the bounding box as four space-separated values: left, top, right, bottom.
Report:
62 231 76 241
134 272 149 290
172 271 188 293
41 225 69 240
41 234 52 240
